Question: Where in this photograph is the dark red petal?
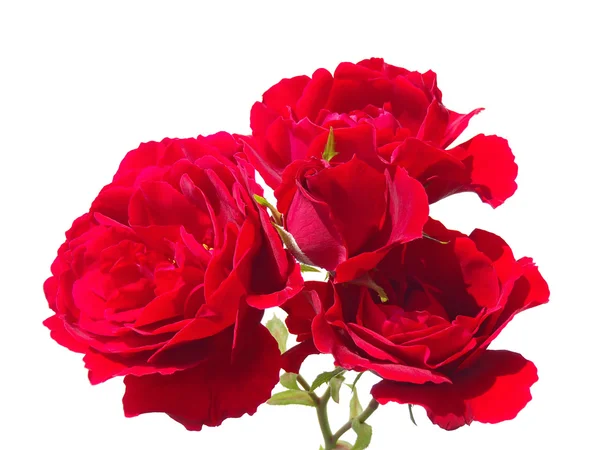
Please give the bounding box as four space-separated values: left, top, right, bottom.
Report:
241 136 283 189
372 379 471 430
115 140 168 176
372 350 538 430
459 259 549 370
441 108 484 148
261 75 311 115
295 68 334 121
334 246 392 283
246 255 304 309
469 228 518 285
305 125 384 171
281 340 319 373
417 102 484 149
460 350 538 424
333 344 449 384
246 206 304 309
390 138 466 185
381 167 429 246
84 350 183 385
43 315 88 353
122 323 280 431
307 157 388 256
91 185 132 225
448 134 518 208
312 313 448 385
282 281 328 337
285 185 346 271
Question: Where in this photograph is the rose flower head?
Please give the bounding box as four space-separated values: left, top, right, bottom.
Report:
282 219 549 430
43 133 303 430
245 57 517 208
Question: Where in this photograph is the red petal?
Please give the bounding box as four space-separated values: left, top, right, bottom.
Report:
307 157 388 256
43 315 88 353
285 184 346 271
122 323 280 431
262 75 310 115
381 167 429 246
372 350 539 430
281 340 319 373
448 134 518 208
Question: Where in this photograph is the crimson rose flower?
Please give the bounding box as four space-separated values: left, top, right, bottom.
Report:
245 57 517 208
274 129 429 279
282 219 549 430
43 133 303 430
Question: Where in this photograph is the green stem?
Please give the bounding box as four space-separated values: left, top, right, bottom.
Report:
297 375 335 449
330 398 380 444
317 387 334 449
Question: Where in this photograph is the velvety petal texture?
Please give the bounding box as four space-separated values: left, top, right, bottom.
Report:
43 56 546 437
123 306 281 430
43 134 302 429
274 127 429 275
284 219 549 429
246 57 518 208
372 350 539 430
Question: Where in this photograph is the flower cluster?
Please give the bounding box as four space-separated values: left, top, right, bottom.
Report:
44 58 548 442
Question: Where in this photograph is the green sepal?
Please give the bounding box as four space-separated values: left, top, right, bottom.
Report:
265 315 288 354
408 404 418 426
280 372 300 390
267 390 315 407
349 389 363 419
253 194 282 224
351 420 373 450
330 374 345 403
300 263 321 273
310 367 345 392
323 127 338 162
350 371 364 392
273 223 316 266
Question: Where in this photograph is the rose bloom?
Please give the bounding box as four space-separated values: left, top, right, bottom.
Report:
282 219 549 430
245 57 517 208
274 135 430 279
43 133 302 430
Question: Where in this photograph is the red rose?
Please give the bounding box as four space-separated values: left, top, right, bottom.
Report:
283 219 549 430
274 127 429 279
245 57 517 208
43 133 303 430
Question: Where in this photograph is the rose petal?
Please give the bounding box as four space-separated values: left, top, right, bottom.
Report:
372 350 538 430
123 323 280 431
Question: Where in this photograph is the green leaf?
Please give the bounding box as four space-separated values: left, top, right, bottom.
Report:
280 372 300 390
267 390 315 407
408 404 418 426
322 127 338 162
253 194 282 224
349 389 363 419
300 263 321 273
330 374 345 403
310 367 345 391
265 315 288 354
273 223 316 266
351 420 373 450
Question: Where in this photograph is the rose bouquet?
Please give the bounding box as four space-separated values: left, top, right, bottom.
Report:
43 58 549 449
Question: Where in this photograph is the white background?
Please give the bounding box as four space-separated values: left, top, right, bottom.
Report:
1 1 597 449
